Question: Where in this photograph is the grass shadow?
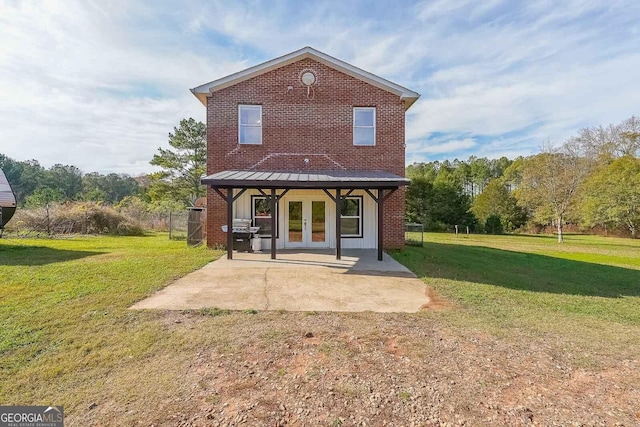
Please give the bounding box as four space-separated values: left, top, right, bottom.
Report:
0 244 103 266
394 242 640 298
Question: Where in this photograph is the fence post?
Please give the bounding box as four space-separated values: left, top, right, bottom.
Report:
169 212 172 240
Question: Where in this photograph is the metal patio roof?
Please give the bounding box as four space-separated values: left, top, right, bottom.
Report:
201 170 410 189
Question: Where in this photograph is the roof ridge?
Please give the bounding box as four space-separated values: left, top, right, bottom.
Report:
190 46 420 110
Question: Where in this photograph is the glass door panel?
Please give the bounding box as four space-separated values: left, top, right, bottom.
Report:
311 201 325 242
288 201 303 243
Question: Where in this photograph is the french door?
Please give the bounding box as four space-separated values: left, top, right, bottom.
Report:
285 199 328 248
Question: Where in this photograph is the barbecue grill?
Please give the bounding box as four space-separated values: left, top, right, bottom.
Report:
221 219 260 252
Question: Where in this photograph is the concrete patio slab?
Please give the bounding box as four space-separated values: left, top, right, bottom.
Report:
131 250 429 313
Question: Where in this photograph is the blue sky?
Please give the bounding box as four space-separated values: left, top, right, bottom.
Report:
1 0 639 174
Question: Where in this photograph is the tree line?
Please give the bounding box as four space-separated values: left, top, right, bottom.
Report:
0 156 143 207
2 115 638 239
407 116 640 240
0 118 206 211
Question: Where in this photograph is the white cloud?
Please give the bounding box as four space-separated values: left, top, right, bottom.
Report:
0 0 246 174
411 138 477 154
0 0 638 174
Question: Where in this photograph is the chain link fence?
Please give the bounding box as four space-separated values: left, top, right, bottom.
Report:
405 222 424 246
166 211 188 240
1 204 206 244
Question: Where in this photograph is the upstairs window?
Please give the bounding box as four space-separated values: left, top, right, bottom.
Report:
239 105 262 145
353 107 376 146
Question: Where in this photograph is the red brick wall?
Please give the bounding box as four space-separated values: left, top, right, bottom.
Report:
206 58 407 249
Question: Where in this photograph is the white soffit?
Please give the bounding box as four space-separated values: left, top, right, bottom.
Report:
190 47 420 110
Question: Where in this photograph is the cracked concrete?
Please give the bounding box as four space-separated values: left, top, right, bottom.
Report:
131 250 429 313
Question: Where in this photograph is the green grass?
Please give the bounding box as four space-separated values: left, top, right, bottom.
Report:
2 231 640 420
0 234 221 405
392 233 640 358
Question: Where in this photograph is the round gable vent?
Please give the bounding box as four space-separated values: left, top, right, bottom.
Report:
300 70 317 86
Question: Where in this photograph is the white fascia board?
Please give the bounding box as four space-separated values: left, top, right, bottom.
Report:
190 47 420 109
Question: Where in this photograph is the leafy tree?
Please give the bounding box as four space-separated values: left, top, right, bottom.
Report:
581 156 640 238
471 179 527 232
516 142 592 242
452 159 472 195
405 178 433 227
576 116 640 160
0 155 46 205
431 183 477 230
433 163 459 189
406 177 476 231
490 157 512 178
469 156 491 197
25 187 65 208
406 162 438 182
149 118 206 205
502 156 524 192
82 172 140 203
484 214 504 234
46 164 83 200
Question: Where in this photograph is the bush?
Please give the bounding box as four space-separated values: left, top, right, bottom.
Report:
485 214 504 234
116 196 184 231
6 202 144 236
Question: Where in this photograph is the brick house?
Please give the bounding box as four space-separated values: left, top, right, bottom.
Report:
190 47 419 260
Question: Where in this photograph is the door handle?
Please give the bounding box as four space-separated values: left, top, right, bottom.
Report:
303 219 307 230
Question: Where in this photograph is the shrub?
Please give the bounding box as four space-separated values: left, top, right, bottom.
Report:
485 214 504 234
6 202 144 236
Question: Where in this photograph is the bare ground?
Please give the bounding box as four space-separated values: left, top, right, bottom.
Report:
67 311 640 427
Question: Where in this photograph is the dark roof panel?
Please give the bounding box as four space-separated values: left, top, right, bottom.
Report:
201 169 410 189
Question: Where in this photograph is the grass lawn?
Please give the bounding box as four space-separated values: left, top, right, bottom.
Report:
393 233 640 356
1 232 639 425
0 234 221 407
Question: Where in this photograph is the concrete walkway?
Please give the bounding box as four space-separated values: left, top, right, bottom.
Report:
131 250 429 313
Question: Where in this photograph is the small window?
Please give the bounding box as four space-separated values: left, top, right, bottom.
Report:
353 107 376 146
252 196 277 237
341 196 363 238
239 105 262 144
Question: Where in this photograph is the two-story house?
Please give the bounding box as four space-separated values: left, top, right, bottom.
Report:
191 47 419 261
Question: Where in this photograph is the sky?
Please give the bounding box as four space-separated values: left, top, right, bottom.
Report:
1 0 639 175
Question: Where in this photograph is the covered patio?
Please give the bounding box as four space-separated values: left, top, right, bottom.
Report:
131 249 429 313
202 170 410 261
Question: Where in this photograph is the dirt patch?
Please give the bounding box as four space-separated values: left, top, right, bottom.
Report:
421 286 455 310
66 311 640 426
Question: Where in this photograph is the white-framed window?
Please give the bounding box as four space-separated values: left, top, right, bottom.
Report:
353 107 376 146
252 196 277 237
341 196 363 238
238 105 262 145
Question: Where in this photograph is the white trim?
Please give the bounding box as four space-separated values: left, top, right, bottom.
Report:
251 196 277 237
341 196 363 238
234 189 377 250
353 107 376 146
190 46 420 110
238 104 262 145
284 198 329 248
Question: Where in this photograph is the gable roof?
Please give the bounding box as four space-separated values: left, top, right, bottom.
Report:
190 46 420 110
